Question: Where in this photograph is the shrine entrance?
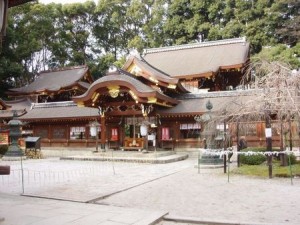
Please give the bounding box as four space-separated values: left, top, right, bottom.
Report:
73 68 178 151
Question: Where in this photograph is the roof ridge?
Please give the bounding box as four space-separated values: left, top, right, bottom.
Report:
39 65 87 74
143 37 247 55
31 101 77 109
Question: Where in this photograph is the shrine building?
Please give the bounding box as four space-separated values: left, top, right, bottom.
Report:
1 37 265 150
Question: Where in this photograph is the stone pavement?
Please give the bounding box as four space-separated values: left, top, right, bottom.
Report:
0 192 167 225
1 151 300 225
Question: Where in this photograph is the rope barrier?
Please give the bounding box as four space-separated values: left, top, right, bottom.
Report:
200 149 296 157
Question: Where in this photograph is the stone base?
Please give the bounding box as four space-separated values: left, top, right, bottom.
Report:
2 156 27 161
5 145 24 158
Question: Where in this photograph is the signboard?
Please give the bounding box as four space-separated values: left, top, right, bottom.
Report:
265 128 272 138
0 131 9 145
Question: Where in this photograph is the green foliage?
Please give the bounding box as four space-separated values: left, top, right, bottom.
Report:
288 154 297 165
0 145 8 156
0 0 299 92
240 147 267 165
253 44 300 69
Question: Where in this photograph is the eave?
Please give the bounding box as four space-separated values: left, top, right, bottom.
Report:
8 0 34 8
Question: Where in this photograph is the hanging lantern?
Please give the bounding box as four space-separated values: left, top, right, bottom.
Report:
140 124 148 136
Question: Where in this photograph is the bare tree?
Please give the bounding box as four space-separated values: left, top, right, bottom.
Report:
204 59 300 176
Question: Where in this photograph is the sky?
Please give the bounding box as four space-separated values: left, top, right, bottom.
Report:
39 0 96 4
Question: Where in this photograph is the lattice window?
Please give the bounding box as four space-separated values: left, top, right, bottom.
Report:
35 128 48 139
52 127 66 139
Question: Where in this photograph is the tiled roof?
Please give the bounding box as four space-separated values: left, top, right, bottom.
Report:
20 101 99 121
8 65 89 94
157 90 255 115
74 68 179 106
4 98 32 110
143 37 249 78
0 110 26 119
0 98 31 119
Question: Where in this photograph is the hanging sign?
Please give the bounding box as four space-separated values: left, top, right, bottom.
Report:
140 124 148 136
111 128 118 140
90 126 97 137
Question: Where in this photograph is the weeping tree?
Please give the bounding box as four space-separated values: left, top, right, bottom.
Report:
205 60 300 176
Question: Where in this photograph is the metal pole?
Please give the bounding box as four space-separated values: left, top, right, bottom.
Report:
223 119 227 174
227 153 230 183
289 119 292 154
236 120 240 167
21 156 24 194
198 150 201 174
288 153 293 185
289 119 293 185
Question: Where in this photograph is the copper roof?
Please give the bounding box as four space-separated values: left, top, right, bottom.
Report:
20 101 99 121
74 68 179 106
143 37 249 78
8 65 90 95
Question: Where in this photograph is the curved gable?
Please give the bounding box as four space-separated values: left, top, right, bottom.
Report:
73 68 178 108
122 56 188 93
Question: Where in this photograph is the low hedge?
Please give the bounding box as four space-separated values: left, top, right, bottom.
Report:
240 147 297 165
240 147 267 165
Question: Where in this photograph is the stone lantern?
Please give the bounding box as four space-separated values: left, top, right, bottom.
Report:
4 111 24 159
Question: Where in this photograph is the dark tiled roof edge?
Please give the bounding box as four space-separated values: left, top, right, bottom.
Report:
39 65 88 75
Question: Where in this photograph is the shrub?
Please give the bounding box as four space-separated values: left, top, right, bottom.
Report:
240 147 267 165
287 154 297 165
0 145 8 156
272 149 297 165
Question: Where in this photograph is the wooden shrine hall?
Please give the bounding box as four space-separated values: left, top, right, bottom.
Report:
1 37 255 150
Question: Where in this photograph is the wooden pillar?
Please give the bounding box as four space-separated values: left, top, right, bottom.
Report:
174 121 180 149
265 111 272 178
101 116 106 150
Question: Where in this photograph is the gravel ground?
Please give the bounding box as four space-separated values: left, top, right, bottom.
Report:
1 156 300 224
97 165 300 224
